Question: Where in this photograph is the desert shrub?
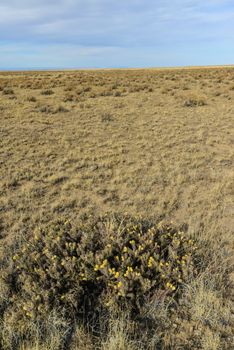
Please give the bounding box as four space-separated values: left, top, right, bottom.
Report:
101 112 113 122
37 105 53 114
213 91 221 97
27 96 37 102
89 92 97 98
128 85 144 93
2 88 14 95
76 88 84 96
161 87 171 94
83 86 91 93
63 94 75 102
53 105 69 113
111 83 118 90
114 91 121 97
5 215 197 327
8 95 17 100
183 98 206 107
41 89 54 95
64 86 73 92
99 90 113 97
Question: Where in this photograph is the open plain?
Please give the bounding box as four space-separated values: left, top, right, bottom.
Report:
0 67 233 349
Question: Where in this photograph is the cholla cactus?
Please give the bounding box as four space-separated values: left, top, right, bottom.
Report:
9 215 197 322
10 219 99 320
92 217 197 310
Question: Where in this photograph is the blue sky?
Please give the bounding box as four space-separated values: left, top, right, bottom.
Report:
0 0 233 69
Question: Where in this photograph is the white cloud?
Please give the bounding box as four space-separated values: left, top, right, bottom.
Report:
0 0 233 68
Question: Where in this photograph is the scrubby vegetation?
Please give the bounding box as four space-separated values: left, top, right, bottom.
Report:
183 97 206 107
1 215 198 349
0 67 233 349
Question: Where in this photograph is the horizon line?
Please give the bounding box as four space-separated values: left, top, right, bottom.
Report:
0 64 234 73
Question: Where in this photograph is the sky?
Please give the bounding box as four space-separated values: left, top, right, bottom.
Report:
0 0 234 69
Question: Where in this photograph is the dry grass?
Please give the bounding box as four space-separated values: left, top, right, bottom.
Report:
0 67 233 349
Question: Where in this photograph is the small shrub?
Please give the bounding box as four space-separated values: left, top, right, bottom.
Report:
161 87 170 94
64 86 73 92
114 91 121 97
37 105 53 114
89 92 97 98
2 88 14 95
183 98 206 107
101 112 113 122
99 89 113 97
83 86 91 93
27 96 37 102
111 83 118 90
6 178 19 188
41 89 54 96
64 94 74 102
53 105 69 113
8 95 17 100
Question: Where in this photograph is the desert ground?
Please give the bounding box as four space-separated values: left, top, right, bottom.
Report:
0 67 233 349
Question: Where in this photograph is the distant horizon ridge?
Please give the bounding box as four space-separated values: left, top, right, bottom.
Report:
0 64 234 72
